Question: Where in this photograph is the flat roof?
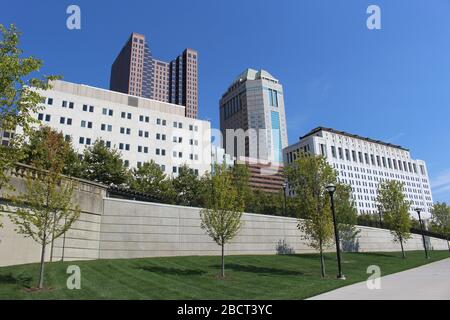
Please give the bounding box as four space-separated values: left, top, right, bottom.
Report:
46 80 187 117
300 126 409 151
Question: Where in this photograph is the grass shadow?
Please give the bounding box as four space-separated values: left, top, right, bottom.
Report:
361 252 401 259
0 273 32 288
211 264 305 276
138 266 207 276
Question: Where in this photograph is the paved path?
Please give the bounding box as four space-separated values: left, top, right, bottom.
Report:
309 258 450 300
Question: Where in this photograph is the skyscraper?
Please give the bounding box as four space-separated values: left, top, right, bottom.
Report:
219 69 288 164
110 33 198 118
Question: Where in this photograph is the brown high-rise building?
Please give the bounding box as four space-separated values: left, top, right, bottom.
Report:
110 33 199 118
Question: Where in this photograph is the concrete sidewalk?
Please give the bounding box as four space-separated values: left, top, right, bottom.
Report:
308 258 450 300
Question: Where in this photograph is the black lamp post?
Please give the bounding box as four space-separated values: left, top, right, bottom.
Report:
282 182 287 216
326 183 345 280
415 207 429 259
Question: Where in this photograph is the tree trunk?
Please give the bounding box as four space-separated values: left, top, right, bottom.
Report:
49 212 57 262
399 236 406 259
38 240 46 289
319 242 325 278
221 243 225 278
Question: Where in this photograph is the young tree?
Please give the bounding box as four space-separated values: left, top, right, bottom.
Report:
285 153 336 278
334 184 360 252
9 128 80 289
80 140 129 186
200 164 244 278
172 165 202 207
430 202 450 251
129 161 174 203
0 24 58 191
231 164 252 208
377 180 412 258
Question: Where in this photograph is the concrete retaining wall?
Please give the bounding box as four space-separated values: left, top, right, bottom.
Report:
1 174 448 267
0 171 106 266
99 198 449 260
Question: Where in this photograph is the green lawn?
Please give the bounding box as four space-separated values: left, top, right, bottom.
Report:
0 250 448 299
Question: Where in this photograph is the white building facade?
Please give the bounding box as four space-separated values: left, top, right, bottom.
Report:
19 80 212 176
284 127 433 217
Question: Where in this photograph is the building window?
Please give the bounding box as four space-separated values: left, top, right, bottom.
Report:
62 100 67 108
45 114 51 122
320 144 327 157
69 102 74 109
60 117 65 124
331 146 336 158
268 89 278 107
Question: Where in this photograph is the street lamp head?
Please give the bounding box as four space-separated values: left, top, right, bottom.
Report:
415 207 422 213
282 182 287 189
325 183 336 194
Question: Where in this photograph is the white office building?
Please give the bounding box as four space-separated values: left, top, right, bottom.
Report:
284 127 433 217
18 80 212 176
0 121 15 147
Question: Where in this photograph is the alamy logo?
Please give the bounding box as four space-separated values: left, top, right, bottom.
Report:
366 265 381 290
66 5 81 30
366 5 381 30
66 265 81 289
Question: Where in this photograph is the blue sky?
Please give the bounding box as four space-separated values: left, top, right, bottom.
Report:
1 0 449 202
